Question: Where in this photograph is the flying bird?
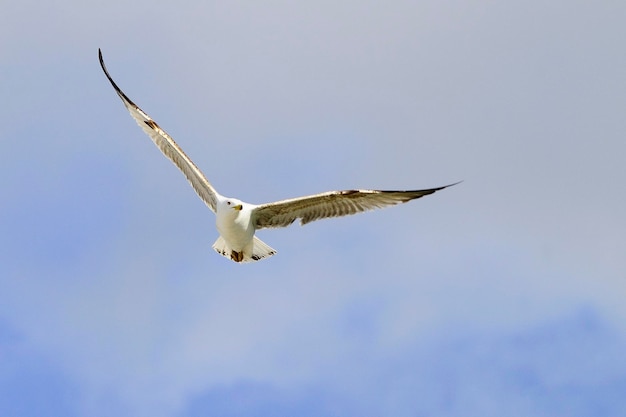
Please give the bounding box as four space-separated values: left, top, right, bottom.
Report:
98 49 458 263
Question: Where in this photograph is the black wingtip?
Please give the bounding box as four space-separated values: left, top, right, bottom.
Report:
98 48 139 107
444 180 463 189
405 180 462 199
98 48 106 71
417 181 462 194
98 48 112 83
430 180 462 194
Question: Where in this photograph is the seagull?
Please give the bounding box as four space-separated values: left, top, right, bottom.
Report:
99 49 458 263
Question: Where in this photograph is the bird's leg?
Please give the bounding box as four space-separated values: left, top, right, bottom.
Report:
231 251 244 262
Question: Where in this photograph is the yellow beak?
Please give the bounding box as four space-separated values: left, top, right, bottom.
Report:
233 204 243 211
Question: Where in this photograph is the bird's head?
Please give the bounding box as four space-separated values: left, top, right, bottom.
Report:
220 198 243 213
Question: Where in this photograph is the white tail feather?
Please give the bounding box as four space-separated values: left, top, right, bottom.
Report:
212 236 276 263
250 236 277 262
212 236 230 259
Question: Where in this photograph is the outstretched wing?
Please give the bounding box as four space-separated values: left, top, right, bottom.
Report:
252 183 458 229
99 49 220 212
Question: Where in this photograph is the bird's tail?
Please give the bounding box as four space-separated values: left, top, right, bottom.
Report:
212 236 277 263
249 236 277 262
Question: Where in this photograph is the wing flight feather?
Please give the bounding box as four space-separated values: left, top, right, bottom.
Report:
98 49 219 212
252 184 458 229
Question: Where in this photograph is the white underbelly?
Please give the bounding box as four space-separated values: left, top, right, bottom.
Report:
216 216 254 251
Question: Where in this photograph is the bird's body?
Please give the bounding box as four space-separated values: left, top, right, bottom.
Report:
213 199 274 262
99 49 458 263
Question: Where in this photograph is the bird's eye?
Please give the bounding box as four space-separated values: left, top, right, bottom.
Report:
227 201 231 205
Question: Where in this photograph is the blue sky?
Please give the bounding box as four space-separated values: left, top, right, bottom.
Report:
1 1 625 416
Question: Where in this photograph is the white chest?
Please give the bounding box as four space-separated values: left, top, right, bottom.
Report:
216 209 255 249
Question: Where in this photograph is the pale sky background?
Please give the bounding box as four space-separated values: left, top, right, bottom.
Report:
1 1 626 416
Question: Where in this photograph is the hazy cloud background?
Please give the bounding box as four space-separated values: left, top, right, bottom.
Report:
1 1 625 416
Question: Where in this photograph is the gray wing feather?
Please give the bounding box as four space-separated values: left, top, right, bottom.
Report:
252 184 458 229
99 49 219 212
